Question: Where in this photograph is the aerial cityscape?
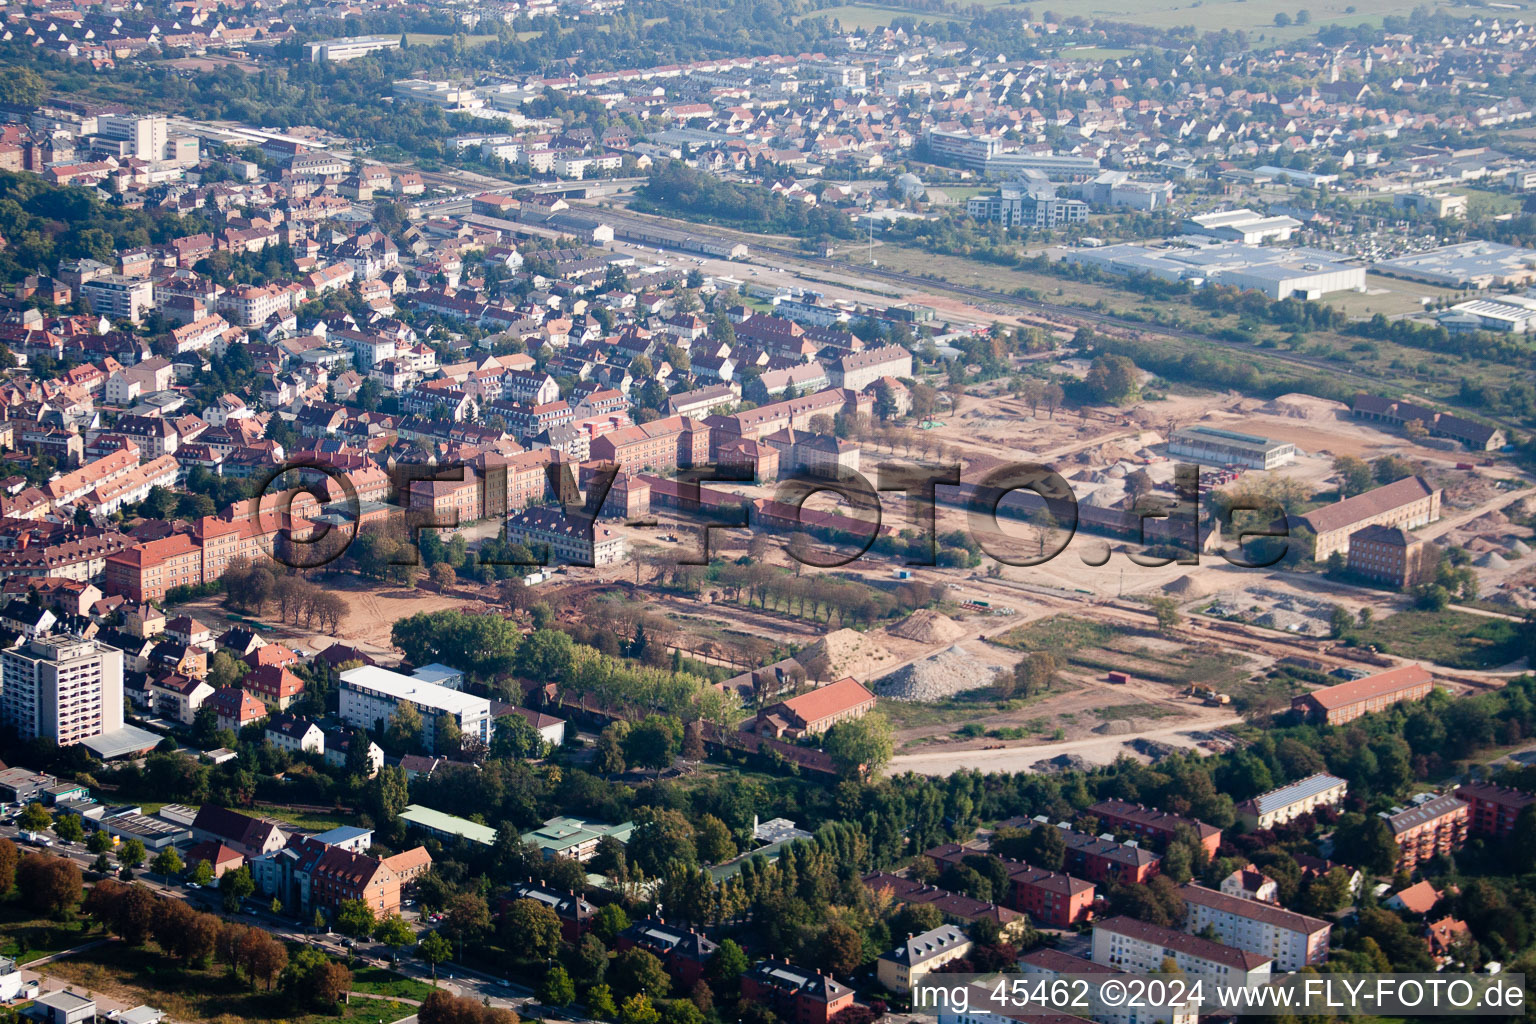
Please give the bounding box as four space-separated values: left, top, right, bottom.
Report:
0 0 1533 1021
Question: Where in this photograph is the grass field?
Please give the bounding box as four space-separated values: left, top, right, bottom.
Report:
38 939 417 1024
811 3 961 27
0 897 91 963
403 32 500 46
351 966 436 1002
801 0 1483 33
1322 273 1468 318
1361 610 1524 671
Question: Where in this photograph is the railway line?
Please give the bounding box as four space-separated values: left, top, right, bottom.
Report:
746 240 1399 391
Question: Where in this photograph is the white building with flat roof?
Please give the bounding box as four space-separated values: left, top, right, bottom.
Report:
339 664 492 753
1065 240 1365 300
308 35 402 61
1186 209 1301 243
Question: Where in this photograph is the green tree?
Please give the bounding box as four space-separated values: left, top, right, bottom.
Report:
418 930 452 982
694 815 736 864
821 712 895 779
118 838 146 870
613 948 671 998
335 899 377 938
501 897 561 959
541 965 577 1007
587 983 618 1020
593 903 631 944
374 914 415 951
1333 456 1374 498
367 765 410 822
52 814 84 844
220 865 255 913
1084 354 1140 404
87 830 114 855
152 847 184 878
624 715 681 771
620 993 661 1024
17 802 51 831
1333 813 1399 875
190 859 214 886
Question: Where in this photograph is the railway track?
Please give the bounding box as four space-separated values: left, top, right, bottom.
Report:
747 241 1397 390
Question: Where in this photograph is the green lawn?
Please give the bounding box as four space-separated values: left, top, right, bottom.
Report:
36 939 417 1024
0 896 93 963
993 615 1115 653
403 32 499 46
1359 610 1525 671
251 804 353 832
351 966 435 1002
805 3 962 27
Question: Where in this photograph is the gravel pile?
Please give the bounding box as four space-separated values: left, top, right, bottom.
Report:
1477 551 1511 569
1094 719 1134 735
873 644 1002 701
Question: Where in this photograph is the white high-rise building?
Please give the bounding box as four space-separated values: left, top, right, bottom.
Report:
0 636 124 747
96 113 168 161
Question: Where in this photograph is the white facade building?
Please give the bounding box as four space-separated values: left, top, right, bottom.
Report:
1178 884 1331 972
339 665 492 753
0 636 124 747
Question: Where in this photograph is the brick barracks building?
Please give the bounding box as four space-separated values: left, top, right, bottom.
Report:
105 513 314 603
1087 800 1223 857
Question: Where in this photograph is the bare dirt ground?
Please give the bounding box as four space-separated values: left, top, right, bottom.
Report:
886 712 1244 775
178 577 481 663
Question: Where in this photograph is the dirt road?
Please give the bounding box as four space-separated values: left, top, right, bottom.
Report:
885 713 1243 776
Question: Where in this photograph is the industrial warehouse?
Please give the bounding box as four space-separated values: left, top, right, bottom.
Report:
1063 239 1367 299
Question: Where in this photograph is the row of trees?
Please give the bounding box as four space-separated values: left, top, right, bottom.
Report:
221 557 347 630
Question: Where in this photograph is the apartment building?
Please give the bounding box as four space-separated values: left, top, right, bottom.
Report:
190 805 290 861
1061 828 1162 885
925 844 1095 927
104 533 203 603
829 344 912 391
80 275 155 324
265 713 325 754
1178 884 1331 971
217 283 300 327
1020 949 1197 1024
617 917 719 989
740 960 855 1024
1290 664 1434 726
589 415 708 473
0 635 124 747
1386 794 1469 870
339 664 493 753
1454 782 1536 839
876 925 971 995
1235 774 1348 831
44 448 142 506
1092 917 1272 986
1087 800 1222 857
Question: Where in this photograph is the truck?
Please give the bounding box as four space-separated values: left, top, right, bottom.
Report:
20 831 52 847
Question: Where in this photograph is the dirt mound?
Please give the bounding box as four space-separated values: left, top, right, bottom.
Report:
874 644 1002 701
1094 719 1134 735
1261 394 1349 420
888 609 968 645
798 628 903 681
1033 753 1094 773
1163 575 1213 600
